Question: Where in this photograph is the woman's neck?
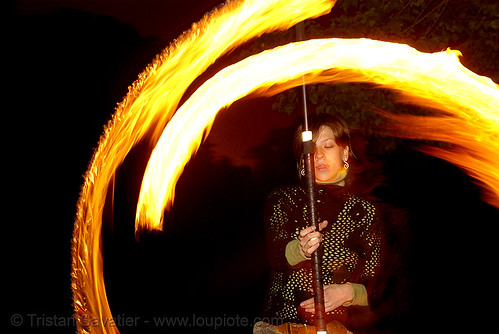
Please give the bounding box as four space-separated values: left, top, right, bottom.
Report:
315 169 347 187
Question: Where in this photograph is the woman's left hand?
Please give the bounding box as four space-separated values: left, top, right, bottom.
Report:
300 284 354 314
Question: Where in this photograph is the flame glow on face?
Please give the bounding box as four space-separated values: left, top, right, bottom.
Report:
71 0 499 333
313 126 349 185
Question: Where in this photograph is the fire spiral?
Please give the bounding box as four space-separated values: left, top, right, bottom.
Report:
71 0 499 333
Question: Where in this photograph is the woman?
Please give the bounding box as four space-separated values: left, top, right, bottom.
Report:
257 115 385 333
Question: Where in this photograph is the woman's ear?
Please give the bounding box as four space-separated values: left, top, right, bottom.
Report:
343 146 350 161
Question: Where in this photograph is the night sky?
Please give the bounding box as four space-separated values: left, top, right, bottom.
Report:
7 1 499 333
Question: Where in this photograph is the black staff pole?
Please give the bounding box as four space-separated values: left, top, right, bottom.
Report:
296 22 327 334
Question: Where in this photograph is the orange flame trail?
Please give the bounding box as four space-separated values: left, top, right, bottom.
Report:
71 0 499 333
137 39 499 233
71 0 335 332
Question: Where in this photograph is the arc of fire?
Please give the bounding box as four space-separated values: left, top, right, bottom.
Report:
72 1 337 333
136 38 499 234
72 0 499 333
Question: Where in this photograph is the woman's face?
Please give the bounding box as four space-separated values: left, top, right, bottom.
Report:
314 126 349 184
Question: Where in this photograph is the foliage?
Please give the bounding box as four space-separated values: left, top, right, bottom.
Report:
241 0 499 154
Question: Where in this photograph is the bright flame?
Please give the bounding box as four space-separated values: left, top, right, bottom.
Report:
71 0 335 332
136 39 499 233
71 0 499 332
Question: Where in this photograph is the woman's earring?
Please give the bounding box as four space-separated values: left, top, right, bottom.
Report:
343 158 349 170
300 167 306 176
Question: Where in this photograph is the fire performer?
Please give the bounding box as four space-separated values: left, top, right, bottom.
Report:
255 114 388 333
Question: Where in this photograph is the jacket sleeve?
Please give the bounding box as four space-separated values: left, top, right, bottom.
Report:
357 207 384 309
346 199 384 307
264 188 298 271
348 204 396 331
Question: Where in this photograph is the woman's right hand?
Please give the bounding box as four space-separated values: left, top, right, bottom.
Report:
298 220 328 258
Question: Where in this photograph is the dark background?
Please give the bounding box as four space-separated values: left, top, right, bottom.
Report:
7 1 499 333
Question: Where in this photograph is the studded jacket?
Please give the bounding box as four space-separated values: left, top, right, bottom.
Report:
261 184 383 327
